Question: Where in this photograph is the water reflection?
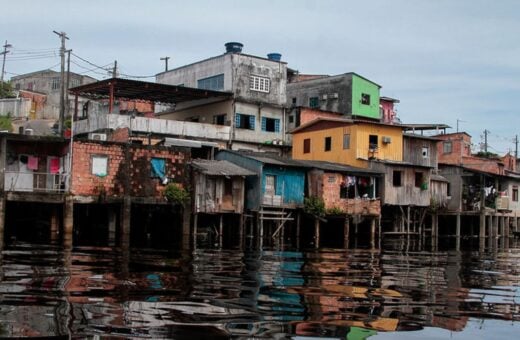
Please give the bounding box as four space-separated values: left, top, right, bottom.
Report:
0 238 519 338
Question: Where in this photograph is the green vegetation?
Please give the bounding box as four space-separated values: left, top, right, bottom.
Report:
0 81 16 98
164 183 190 206
304 196 325 217
0 116 13 132
326 206 344 215
475 151 499 159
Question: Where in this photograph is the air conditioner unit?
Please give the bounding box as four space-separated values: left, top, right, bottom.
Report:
24 128 34 135
321 94 328 100
89 133 107 141
382 136 392 144
330 93 339 99
496 196 509 210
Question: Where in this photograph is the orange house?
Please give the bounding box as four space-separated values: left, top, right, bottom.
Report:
291 117 405 169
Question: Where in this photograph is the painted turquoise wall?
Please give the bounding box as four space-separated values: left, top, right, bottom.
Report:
351 74 380 119
262 165 306 206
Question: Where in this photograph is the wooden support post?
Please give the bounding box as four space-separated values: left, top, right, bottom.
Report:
296 211 301 249
370 217 376 248
50 205 59 242
219 214 223 247
505 217 510 239
239 214 244 249
182 201 191 250
343 216 350 249
120 197 131 249
259 213 264 249
63 195 74 247
479 212 486 244
0 194 5 248
314 217 320 249
193 213 198 249
108 206 117 246
456 213 461 250
406 206 410 235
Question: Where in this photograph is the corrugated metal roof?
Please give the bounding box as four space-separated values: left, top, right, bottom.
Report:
237 152 307 168
431 174 449 182
191 160 256 176
295 160 383 175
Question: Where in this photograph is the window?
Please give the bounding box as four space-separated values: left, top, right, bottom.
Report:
309 97 319 108
51 77 60 90
292 97 297 105
151 158 166 178
27 82 33 91
288 115 294 123
415 172 424 187
343 134 350 149
261 117 280 132
443 141 452 154
447 183 451 197
197 74 224 91
513 186 519 202
369 135 378 149
71 78 80 88
361 93 370 105
235 113 255 130
15 83 20 90
92 155 108 177
213 114 226 125
422 146 429 159
324 136 332 151
303 138 311 154
249 75 270 93
393 170 402 187
328 176 336 183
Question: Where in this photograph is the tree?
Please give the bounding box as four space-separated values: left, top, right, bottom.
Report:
0 81 16 98
0 116 13 132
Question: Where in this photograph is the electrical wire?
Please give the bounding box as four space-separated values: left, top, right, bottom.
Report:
71 52 112 71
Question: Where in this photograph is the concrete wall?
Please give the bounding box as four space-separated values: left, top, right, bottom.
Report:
351 74 380 119
0 98 31 118
287 74 350 114
10 70 96 119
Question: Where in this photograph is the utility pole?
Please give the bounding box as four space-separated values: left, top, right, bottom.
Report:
160 56 170 72
483 129 489 153
53 31 69 136
515 135 518 161
112 60 117 78
456 118 466 133
0 40 12 97
65 49 72 126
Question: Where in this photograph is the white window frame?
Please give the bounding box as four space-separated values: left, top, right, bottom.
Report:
250 75 270 93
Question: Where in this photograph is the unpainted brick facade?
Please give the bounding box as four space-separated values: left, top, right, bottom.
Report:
71 140 190 199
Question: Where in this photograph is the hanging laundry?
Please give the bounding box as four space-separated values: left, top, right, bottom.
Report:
50 158 60 174
27 156 39 170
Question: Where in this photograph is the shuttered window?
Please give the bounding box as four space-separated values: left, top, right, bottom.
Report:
261 117 280 132
235 113 255 130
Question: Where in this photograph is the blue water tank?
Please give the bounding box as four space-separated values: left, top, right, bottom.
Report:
267 53 282 61
225 42 243 53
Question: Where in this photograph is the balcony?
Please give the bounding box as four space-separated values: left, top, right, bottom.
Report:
74 113 231 142
4 171 68 193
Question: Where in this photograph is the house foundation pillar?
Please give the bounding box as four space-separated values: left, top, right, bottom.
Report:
343 216 350 249
63 195 74 246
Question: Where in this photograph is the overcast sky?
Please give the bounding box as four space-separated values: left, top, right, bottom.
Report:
2 0 519 154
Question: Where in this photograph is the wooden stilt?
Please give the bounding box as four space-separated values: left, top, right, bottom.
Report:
108 206 117 246
120 196 131 250
219 214 223 247
314 217 320 249
0 194 5 248
343 216 350 249
239 214 244 249
193 213 198 249
370 217 376 248
456 213 461 250
296 211 301 249
63 195 74 247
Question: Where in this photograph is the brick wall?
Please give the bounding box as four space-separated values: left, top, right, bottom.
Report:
436 133 472 165
110 128 129 143
300 107 342 126
71 140 190 199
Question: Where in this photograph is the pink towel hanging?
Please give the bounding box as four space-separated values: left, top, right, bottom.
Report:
27 156 38 170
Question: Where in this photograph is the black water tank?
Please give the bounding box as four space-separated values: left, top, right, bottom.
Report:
267 53 282 61
225 42 243 53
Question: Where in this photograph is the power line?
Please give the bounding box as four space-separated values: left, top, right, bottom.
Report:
71 52 112 71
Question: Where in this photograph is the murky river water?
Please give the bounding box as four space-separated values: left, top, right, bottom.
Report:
1 237 520 339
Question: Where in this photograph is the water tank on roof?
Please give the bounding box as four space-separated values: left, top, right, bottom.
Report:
225 42 243 53
267 53 282 61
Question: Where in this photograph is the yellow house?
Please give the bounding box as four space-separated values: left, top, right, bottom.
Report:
291 117 404 168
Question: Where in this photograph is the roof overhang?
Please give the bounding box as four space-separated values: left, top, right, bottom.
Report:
69 78 232 104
